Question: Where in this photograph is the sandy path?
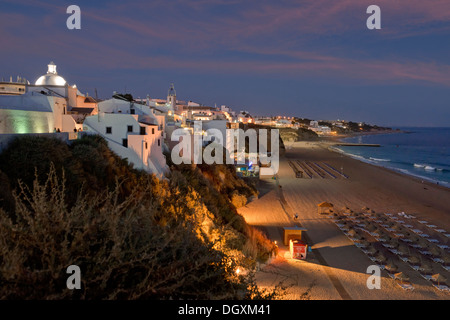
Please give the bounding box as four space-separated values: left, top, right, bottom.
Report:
238 141 450 300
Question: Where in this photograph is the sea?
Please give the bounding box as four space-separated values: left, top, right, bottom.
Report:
333 127 450 188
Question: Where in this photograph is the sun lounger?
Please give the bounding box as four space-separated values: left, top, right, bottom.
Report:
404 224 413 228
382 243 394 249
437 245 449 250
427 238 439 243
397 282 414 291
444 234 450 238
432 284 450 292
420 234 430 238
435 229 446 233
393 233 405 238
389 249 401 255
401 238 412 243
420 274 433 281
411 229 423 234
409 265 420 271
426 225 437 228
385 213 393 217
419 250 432 255
419 220 428 224
399 256 410 263
432 258 444 264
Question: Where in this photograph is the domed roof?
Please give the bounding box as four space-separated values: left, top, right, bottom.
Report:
35 61 67 86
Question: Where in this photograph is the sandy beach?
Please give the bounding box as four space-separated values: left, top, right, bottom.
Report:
238 141 450 300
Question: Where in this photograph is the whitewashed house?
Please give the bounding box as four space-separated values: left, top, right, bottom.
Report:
82 97 168 177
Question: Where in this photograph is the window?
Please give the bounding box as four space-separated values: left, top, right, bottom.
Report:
122 139 128 147
130 109 135 114
152 128 155 134
145 142 148 149
127 125 133 132
140 126 146 135
158 139 160 147
106 127 112 134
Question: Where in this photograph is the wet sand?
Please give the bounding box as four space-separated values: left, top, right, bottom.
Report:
239 141 450 300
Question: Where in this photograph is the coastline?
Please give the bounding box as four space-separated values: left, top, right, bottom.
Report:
238 140 450 300
319 129 450 190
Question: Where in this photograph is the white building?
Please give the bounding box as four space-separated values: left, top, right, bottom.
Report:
0 61 96 135
83 97 168 177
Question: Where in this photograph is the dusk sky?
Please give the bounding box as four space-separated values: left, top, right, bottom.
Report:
1 0 449 127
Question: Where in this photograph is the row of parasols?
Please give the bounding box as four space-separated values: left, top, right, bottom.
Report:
332 207 449 292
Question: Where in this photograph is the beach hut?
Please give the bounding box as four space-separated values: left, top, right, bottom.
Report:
317 202 334 215
283 226 307 246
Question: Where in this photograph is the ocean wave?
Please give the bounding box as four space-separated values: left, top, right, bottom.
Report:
370 157 390 162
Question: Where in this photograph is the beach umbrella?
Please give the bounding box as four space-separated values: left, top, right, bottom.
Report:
394 272 410 283
385 262 398 273
389 238 399 247
342 206 351 212
366 246 377 255
443 255 450 265
399 245 410 255
420 262 433 274
360 240 371 247
353 233 363 240
408 255 421 265
376 252 387 263
431 274 447 286
430 247 442 257
374 228 384 236
419 238 430 248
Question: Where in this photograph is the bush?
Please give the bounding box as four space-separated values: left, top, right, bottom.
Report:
231 192 247 209
0 167 242 299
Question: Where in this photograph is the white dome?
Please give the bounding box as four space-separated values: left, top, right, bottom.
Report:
35 62 67 86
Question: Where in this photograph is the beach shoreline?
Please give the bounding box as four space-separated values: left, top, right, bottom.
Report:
323 142 450 191
238 140 450 300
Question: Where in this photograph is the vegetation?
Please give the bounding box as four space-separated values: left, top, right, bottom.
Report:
278 127 319 143
0 135 280 299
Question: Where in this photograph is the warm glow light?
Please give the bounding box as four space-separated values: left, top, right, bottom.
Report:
236 268 240 275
